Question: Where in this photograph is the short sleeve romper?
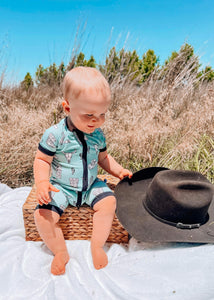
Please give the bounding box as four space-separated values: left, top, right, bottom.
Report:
36 117 114 216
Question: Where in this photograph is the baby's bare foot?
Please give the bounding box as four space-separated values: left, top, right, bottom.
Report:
91 246 108 270
51 251 70 275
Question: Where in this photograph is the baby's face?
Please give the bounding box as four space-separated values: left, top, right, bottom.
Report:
67 88 111 134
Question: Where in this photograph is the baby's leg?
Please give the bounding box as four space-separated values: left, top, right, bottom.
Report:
34 209 69 275
91 196 116 270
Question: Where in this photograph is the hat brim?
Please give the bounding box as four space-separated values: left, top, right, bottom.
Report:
115 167 214 243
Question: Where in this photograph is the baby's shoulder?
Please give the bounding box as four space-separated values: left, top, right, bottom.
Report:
88 128 105 141
87 128 106 145
43 119 66 139
93 128 105 137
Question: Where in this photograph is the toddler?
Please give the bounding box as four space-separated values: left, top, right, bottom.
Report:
34 67 132 275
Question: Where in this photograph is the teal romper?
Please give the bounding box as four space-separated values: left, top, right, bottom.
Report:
36 117 114 215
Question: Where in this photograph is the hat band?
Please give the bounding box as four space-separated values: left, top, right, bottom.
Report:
143 200 201 230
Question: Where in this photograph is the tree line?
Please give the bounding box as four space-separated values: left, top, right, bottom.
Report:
21 43 214 91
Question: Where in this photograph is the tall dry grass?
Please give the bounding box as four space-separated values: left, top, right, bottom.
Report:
105 54 214 182
1 50 214 187
0 85 63 187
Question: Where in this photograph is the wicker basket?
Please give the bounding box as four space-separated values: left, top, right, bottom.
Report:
23 175 129 243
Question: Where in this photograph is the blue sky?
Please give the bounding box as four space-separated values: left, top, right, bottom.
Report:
1 0 214 83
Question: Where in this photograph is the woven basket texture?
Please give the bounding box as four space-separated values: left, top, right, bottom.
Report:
23 175 128 243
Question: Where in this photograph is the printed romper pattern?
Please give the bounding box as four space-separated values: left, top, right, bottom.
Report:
35 117 114 216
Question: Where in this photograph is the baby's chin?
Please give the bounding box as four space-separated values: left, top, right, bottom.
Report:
84 125 96 134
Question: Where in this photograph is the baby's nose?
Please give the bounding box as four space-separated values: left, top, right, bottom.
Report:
92 116 100 122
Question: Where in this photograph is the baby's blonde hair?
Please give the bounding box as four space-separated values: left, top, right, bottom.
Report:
63 67 110 102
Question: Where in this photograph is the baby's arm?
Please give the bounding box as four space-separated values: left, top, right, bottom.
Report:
34 149 59 205
98 151 132 180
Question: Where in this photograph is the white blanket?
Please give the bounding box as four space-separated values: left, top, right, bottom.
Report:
0 183 214 300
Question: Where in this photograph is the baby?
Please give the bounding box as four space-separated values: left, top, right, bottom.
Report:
34 66 132 275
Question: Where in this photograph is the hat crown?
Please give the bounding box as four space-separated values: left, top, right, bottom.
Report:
145 170 213 226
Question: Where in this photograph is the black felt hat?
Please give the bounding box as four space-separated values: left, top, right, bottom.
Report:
115 167 214 243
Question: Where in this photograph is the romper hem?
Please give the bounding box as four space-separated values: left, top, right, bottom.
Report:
91 191 115 208
35 204 64 216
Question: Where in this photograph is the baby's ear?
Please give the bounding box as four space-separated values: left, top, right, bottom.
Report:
62 100 70 113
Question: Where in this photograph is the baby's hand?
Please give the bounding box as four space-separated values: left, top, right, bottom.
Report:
118 169 133 180
36 180 60 205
